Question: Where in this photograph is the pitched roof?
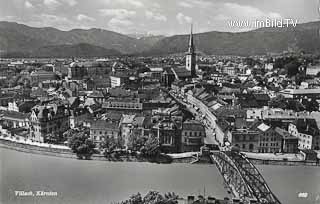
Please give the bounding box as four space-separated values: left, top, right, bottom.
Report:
183 120 205 131
257 123 271 132
275 127 297 139
171 67 192 79
91 120 119 130
0 110 29 120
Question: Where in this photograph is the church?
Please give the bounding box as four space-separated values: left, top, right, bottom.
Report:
161 25 197 87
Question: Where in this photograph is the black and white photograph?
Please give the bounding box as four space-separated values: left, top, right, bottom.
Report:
0 0 320 204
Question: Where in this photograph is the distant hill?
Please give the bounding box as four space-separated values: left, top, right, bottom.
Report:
33 43 121 58
0 21 148 55
145 21 320 56
0 21 320 57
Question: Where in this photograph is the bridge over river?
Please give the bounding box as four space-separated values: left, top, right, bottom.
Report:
211 150 282 204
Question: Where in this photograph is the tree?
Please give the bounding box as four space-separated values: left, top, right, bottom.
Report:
115 192 179 204
68 132 95 159
302 99 319 112
269 95 287 109
285 60 301 77
128 133 147 151
101 136 118 157
140 135 160 157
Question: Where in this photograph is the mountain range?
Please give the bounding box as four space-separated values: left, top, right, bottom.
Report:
0 21 319 57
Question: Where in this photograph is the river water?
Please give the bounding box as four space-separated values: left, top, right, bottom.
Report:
1 148 319 204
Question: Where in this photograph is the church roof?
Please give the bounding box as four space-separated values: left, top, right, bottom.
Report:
171 67 192 79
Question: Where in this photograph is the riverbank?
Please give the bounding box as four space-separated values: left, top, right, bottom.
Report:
0 138 172 163
1 137 319 166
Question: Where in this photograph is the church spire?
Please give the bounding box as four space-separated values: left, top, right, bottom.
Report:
188 24 194 53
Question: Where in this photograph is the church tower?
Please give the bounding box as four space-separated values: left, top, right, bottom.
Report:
186 24 196 77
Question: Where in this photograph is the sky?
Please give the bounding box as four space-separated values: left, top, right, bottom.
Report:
0 0 319 35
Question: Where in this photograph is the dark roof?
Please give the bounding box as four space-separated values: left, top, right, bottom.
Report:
253 93 270 101
91 120 119 130
274 127 297 139
293 118 319 136
214 106 246 119
0 110 29 120
171 67 192 78
216 119 231 132
182 120 205 131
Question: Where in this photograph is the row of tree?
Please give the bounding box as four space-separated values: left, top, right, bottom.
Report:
115 191 179 204
269 95 319 112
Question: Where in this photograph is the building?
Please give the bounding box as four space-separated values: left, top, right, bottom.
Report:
152 119 180 153
256 123 283 153
103 98 143 111
110 72 130 88
288 119 320 150
0 110 29 128
181 120 205 152
90 120 120 146
68 63 87 79
186 25 196 77
279 88 320 99
30 71 57 84
231 129 260 152
0 92 16 106
29 103 70 143
274 127 299 153
120 114 136 148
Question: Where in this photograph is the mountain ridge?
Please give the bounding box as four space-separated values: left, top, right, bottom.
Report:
0 21 319 57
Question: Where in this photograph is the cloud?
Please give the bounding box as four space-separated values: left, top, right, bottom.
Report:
99 8 137 33
221 3 282 20
99 9 136 19
108 18 133 33
61 0 77 6
77 14 95 21
43 0 61 9
152 2 161 9
24 0 34 9
145 11 167 22
120 0 144 8
178 2 193 8
26 14 76 30
176 12 192 24
178 0 213 9
100 0 144 8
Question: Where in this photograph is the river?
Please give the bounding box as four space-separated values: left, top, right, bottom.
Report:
1 148 319 204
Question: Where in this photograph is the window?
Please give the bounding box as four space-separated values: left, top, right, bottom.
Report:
249 144 254 150
242 144 246 149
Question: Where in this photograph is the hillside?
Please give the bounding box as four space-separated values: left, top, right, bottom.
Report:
0 21 319 57
0 21 148 55
145 21 320 56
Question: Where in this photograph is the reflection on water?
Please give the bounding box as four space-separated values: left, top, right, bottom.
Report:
1 148 319 204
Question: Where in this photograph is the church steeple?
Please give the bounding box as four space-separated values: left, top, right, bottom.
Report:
188 24 194 53
186 24 196 77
